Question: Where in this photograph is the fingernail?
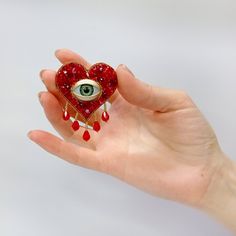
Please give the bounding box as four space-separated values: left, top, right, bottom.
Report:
40 70 44 78
38 92 44 106
120 64 134 76
39 70 46 84
27 131 33 140
55 49 62 56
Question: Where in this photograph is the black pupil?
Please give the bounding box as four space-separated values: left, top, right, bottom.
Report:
83 87 90 94
80 84 94 96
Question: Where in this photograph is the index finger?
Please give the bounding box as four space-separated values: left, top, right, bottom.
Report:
55 48 91 69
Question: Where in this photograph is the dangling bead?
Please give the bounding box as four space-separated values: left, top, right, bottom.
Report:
102 102 109 122
63 111 70 121
93 121 100 132
83 122 90 141
72 120 80 131
72 113 80 131
63 102 70 121
83 130 90 141
102 111 109 122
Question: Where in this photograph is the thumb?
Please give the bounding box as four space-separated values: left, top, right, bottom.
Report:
116 64 192 112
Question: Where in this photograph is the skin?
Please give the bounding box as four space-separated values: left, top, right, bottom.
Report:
28 49 236 232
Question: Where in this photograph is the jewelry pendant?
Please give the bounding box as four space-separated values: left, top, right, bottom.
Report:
55 62 118 142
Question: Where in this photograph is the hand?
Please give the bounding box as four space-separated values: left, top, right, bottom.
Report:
28 49 225 207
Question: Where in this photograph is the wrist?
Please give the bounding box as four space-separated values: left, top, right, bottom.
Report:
199 153 236 231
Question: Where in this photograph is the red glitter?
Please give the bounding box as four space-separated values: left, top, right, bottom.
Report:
55 63 118 121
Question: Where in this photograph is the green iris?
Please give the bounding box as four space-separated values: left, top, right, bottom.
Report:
80 84 94 96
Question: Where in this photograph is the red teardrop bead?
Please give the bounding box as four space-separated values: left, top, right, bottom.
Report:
83 130 90 142
101 111 109 122
63 111 70 121
72 120 80 131
93 121 101 132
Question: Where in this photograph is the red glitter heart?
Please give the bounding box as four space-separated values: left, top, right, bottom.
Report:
55 62 118 121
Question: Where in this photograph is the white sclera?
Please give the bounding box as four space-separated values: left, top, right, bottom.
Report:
72 79 101 101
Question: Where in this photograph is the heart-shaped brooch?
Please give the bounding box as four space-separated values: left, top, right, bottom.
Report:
55 62 118 142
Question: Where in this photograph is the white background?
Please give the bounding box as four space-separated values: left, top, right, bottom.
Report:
0 0 235 235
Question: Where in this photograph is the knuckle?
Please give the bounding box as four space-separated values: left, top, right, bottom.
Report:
177 90 193 106
178 90 189 99
143 83 155 105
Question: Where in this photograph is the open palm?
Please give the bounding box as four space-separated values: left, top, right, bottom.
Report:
29 49 224 206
